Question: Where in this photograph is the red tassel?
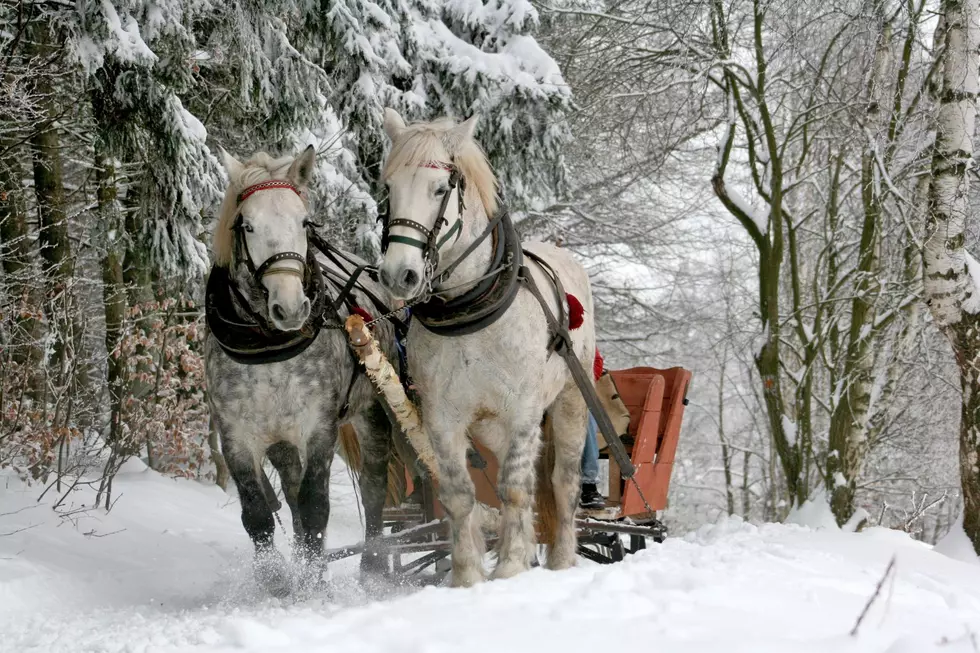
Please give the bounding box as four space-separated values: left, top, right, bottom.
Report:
567 293 584 330
593 349 604 381
351 306 373 323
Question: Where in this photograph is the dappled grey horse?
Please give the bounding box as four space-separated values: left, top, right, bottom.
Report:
204 146 397 595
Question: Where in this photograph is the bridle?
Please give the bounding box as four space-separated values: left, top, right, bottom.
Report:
232 180 311 287
378 161 465 272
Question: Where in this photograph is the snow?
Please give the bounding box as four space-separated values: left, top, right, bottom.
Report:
727 185 769 234
782 413 798 447
100 0 157 64
180 107 209 143
4 469 980 652
934 512 980 565
785 490 839 530
419 21 570 98
446 0 538 35
964 252 980 314
72 36 105 75
843 508 870 533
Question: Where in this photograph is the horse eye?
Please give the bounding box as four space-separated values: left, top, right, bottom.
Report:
434 187 449 197
242 223 254 233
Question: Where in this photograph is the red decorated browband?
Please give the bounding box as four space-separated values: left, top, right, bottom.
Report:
419 161 455 171
237 180 302 204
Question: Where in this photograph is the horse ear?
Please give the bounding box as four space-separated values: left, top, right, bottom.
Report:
453 114 479 142
443 114 478 153
287 145 316 190
219 147 244 183
383 108 407 141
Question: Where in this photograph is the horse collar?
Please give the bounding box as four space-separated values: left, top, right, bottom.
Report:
411 209 523 336
205 246 327 365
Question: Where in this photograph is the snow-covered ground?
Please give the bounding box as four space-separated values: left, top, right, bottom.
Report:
2 461 980 653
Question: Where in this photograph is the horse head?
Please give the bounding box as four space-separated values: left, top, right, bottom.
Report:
377 108 498 300
215 146 316 331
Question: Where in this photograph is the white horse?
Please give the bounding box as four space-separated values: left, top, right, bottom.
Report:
205 147 397 595
377 109 595 586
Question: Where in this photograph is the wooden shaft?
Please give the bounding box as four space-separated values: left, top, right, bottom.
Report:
344 315 439 482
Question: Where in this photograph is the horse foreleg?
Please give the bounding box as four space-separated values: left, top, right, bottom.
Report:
493 419 542 580
431 423 485 587
267 441 305 545
222 435 291 597
297 422 337 571
545 386 589 570
350 402 393 577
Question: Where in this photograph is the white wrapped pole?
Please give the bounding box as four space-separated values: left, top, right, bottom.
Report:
344 315 438 482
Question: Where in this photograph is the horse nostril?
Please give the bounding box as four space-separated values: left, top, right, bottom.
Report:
401 269 419 289
271 303 286 322
380 267 394 289
301 298 311 316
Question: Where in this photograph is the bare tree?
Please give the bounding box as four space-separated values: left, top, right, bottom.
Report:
922 0 980 553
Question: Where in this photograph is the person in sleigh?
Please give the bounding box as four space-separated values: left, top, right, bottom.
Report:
580 349 606 510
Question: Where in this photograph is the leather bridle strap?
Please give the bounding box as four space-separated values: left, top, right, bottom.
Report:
237 180 302 204
381 164 464 264
254 251 306 280
233 180 308 283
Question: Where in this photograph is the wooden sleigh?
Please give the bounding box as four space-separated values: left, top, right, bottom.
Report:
328 364 692 578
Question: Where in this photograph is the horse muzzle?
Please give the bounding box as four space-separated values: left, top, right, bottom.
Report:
379 262 423 300
268 293 311 332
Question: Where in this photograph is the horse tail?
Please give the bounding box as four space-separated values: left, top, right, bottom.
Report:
337 423 363 476
336 423 407 508
535 413 559 547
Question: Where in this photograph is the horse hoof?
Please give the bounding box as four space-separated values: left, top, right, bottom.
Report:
492 559 529 580
450 567 485 588
254 550 292 597
545 555 577 571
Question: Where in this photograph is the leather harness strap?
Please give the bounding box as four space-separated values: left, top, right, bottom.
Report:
379 163 465 265
411 210 522 336
517 252 636 479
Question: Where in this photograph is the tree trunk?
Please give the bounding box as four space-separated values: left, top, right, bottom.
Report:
826 14 891 525
96 144 133 458
717 357 736 515
28 23 73 389
0 141 43 396
119 186 157 413
710 0 804 509
741 449 752 519
922 0 980 555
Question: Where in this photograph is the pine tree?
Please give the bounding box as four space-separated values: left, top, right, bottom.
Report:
68 0 222 278
291 0 573 251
